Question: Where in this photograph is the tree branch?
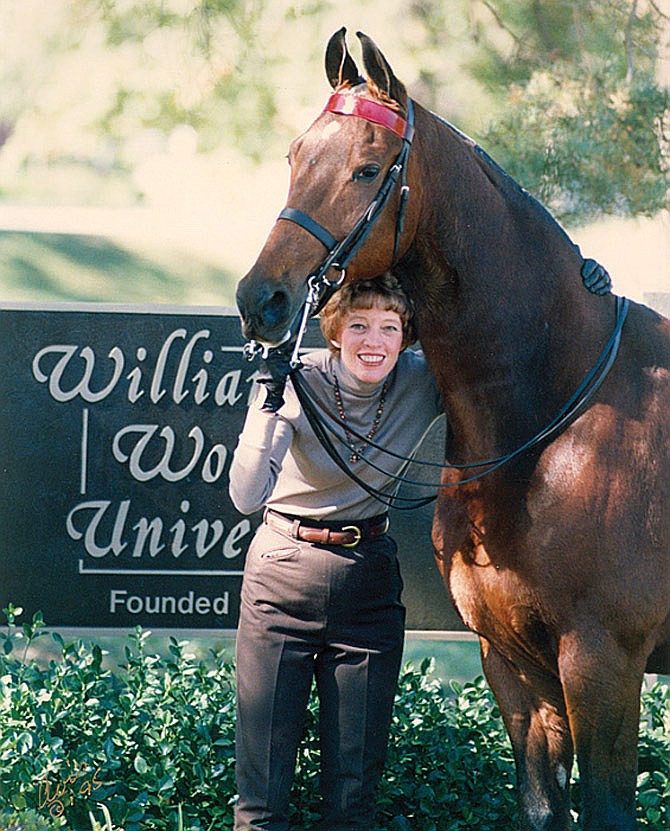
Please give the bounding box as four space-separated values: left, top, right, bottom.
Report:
479 0 524 49
625 0 639 84
647 0 669 21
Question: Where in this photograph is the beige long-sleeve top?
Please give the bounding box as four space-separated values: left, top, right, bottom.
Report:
229 348 442 521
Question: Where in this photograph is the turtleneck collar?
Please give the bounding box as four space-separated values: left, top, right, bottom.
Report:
330 352 391 398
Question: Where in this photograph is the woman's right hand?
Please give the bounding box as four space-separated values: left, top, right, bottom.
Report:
257 346 294 412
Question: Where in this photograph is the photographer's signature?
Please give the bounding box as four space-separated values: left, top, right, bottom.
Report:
38 761 103 817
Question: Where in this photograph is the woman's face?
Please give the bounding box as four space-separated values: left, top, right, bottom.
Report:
331 304 404 384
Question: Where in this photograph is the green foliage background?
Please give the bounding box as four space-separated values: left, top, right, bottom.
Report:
1 609 669 831
0 0 667 225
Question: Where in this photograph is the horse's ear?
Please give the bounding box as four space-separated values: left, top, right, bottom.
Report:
356 31 407 109
325 27 363 89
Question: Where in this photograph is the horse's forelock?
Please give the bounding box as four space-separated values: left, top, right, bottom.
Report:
365 79 403 112
332 80 361 94
332 80 403 115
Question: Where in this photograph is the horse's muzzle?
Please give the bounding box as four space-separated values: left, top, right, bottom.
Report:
236 275 297 345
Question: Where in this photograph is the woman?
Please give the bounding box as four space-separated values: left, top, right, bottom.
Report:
229 262 611 830
229 273 442 831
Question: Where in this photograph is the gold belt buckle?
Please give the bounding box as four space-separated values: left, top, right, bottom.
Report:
341 525 362 547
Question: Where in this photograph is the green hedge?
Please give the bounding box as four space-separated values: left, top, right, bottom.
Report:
1 607 668 831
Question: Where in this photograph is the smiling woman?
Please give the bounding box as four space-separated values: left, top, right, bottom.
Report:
331 306 403 381
321 274 415 379
227 273 442 830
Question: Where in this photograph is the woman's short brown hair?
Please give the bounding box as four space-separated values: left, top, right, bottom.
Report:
320 273 416 352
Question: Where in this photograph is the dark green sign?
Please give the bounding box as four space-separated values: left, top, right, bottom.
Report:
0 305 460 632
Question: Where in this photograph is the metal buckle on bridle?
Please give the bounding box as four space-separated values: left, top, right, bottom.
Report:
242 339 265 362
242 326 295 362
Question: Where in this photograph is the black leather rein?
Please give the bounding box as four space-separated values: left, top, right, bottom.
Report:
291 296 629 509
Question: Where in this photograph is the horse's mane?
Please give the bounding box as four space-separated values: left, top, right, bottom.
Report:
364 79 403 112
431 109 574 246
433 111 528 200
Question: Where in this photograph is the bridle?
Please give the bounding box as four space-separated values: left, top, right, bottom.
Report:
243 91 415 367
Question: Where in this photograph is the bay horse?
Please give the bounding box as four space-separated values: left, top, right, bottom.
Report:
235 28 670 831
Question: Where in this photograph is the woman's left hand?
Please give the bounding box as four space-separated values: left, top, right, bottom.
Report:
581 258 612 295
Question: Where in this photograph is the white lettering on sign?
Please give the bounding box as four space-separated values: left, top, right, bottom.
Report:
32 344 125 403
32 328 254 407
66 499 251 562
112 424 228 483
23 318 273 616
109 589 230 616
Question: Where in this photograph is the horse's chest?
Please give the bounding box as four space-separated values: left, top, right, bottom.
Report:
449 549 528 624
446 537 510 611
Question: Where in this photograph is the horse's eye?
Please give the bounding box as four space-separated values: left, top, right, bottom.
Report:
353 164 381 182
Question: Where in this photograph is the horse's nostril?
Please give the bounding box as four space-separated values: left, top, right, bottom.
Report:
261 288 290 329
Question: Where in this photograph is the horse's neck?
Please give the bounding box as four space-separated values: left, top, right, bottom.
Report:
400 107 605 457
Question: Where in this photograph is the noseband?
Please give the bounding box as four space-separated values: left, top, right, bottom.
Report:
244 93 414 365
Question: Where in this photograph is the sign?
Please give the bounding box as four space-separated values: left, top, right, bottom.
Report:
0 304 461 632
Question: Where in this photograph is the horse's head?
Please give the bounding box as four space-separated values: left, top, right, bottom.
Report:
236 28 417 346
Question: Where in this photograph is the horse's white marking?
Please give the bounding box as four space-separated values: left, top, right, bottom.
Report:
541 436 594 490
320 120 344 140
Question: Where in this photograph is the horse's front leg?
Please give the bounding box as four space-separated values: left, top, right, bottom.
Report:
481 639 574 831
558 630 644 831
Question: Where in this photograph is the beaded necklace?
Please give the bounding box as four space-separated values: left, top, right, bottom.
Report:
333 376 389 463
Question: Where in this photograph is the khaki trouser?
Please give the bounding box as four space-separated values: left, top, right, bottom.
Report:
234 521 405 831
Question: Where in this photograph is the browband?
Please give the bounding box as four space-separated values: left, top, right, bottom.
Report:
324 92 414 141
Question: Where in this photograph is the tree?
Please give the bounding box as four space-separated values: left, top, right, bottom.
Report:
0 0 667 223
462 0 669 222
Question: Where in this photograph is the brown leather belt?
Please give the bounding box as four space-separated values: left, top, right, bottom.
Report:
264 509 389 548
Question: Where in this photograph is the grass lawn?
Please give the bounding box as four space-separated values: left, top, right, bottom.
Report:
0 231 238 307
